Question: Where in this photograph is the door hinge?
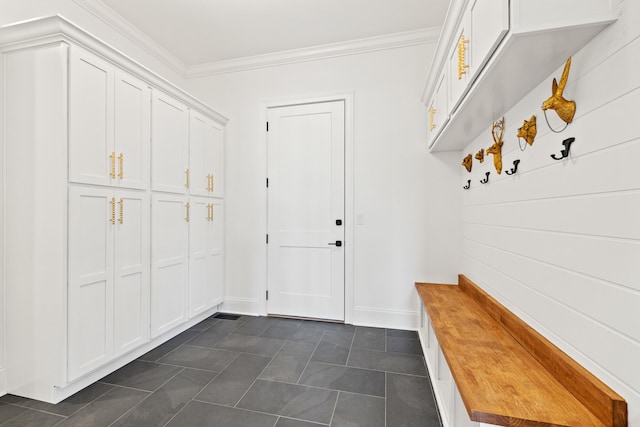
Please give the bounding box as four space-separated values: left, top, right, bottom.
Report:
266 290 269 300
266 234 269 244
266 121 269 132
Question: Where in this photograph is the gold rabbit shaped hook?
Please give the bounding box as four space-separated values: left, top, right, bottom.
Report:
542 57 576 125
486 118 504 174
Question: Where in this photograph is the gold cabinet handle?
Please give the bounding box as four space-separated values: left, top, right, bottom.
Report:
457 34 469 80
206 203 211 221
429 107 436 131
110 197 116 224
185 202 190 222
118 153 124 179
185 168 190 189
206 174 212 192
210 174 214 193
109 152 116 179
210 203 214 221
118 198 124 224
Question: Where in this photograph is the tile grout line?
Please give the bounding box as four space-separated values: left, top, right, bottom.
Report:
294 330 327 385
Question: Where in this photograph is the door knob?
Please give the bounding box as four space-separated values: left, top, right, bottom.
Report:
328 240 342 247
336 219 342 226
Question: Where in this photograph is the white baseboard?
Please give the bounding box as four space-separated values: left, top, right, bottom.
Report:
351 306 420 330
219 297 264 316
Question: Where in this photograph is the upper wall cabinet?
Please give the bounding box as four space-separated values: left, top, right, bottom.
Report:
189 111 225 198
69 47 150 189
422 0 620 151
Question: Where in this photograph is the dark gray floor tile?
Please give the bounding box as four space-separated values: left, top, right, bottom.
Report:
261 324 300 339
185 320 240 348
387 336 424 355
386 329 419 340
386 373 441 427
214 333 285 356
276 417 327 427
237 380 337 424
139 330 202 362
0 409 64 427
352 327 385 351
189 316 220 331
159 345 238 372
299 362 385 397
287 328 325 345
302 321 355 334
0 382 113 416
270 317 303 327
347 348 427 376
0 403 27 423
195 353 271 406
100 360 183 391
56 386 149 427
331 392 384 427
232 316 274 336
166 401 277 427
112 368 217 427
259 341 316 383
310 332 353 365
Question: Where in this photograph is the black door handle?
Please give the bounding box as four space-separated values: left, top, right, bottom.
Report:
328 240 342 247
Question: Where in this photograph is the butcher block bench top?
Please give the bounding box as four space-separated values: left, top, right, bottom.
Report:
415 275 627 427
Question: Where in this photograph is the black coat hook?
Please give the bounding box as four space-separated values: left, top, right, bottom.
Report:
480 172 490 184
505 159 520 175
551 137 575 160
463 180 470 190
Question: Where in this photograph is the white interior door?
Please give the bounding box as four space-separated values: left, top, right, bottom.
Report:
267 100 345 321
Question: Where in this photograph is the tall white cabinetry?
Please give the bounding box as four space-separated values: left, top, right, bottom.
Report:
0 16 227 403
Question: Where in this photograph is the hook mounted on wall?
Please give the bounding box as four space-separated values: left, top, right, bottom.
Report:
480 172 490 184
463 180 471 190
505 159 521 175
550 137 575 160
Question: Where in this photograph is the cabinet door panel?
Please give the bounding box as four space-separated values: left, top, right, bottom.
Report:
68 186 114 380
69 47 114 186
189 198 209 316
115 70 150 190
208 122 224 197
448 12 471 113
189 112 209 197
469 0 509 81
151 92 189 194
151 193 189 337
114 190 150 356
207 199 224 308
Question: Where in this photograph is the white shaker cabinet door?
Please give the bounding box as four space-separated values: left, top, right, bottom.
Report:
114 70 151 190
68 47 114 187
151 193 189 337
188 197 209 317
151 91 189 194
208 121 224 198
207 199 224 309
68 186 115 381
113 189 150 357
190 111 224 197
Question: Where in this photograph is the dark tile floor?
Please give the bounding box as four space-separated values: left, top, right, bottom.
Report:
0 315 442 427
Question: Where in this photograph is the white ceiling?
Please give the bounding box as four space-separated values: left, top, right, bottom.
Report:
99 0 449 66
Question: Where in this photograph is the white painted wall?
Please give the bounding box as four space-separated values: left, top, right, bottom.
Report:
0 0 186 86
460 1 640 425
185 44 462 329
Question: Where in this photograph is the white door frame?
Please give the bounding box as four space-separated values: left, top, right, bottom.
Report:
262 92 354 324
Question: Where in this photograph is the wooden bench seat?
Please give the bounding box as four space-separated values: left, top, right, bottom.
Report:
416 275 627 427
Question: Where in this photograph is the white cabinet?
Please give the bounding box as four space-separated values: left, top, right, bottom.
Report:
189 197 224 317
69 48 150 189
189 111 224 197
427 68 449 146
68 186 149 380
151 193 189 337
151 91 189 194
422 0 619 151
1 16 227 404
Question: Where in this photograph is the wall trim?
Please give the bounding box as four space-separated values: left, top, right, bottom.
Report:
0 369 5 397
67 0 441 78
220 297 264 316
352 306 420 330
186 28 441 77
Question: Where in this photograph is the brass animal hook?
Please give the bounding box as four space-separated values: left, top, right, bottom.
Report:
462 154 472 173
517 115 537 149
542 57 576 126
486 118 504 174
475 148 484 163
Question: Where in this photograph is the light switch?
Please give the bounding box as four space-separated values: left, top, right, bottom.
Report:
356 213 365 225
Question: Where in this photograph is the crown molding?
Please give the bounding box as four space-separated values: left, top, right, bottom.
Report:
71 0 187 76
186 27 441 78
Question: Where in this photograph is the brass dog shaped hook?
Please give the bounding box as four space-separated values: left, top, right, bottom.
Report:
462 154 473 173
486 118 504 174
517 115 537 147
542 57 576 125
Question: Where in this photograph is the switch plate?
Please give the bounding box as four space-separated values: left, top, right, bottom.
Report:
356 213 365 225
